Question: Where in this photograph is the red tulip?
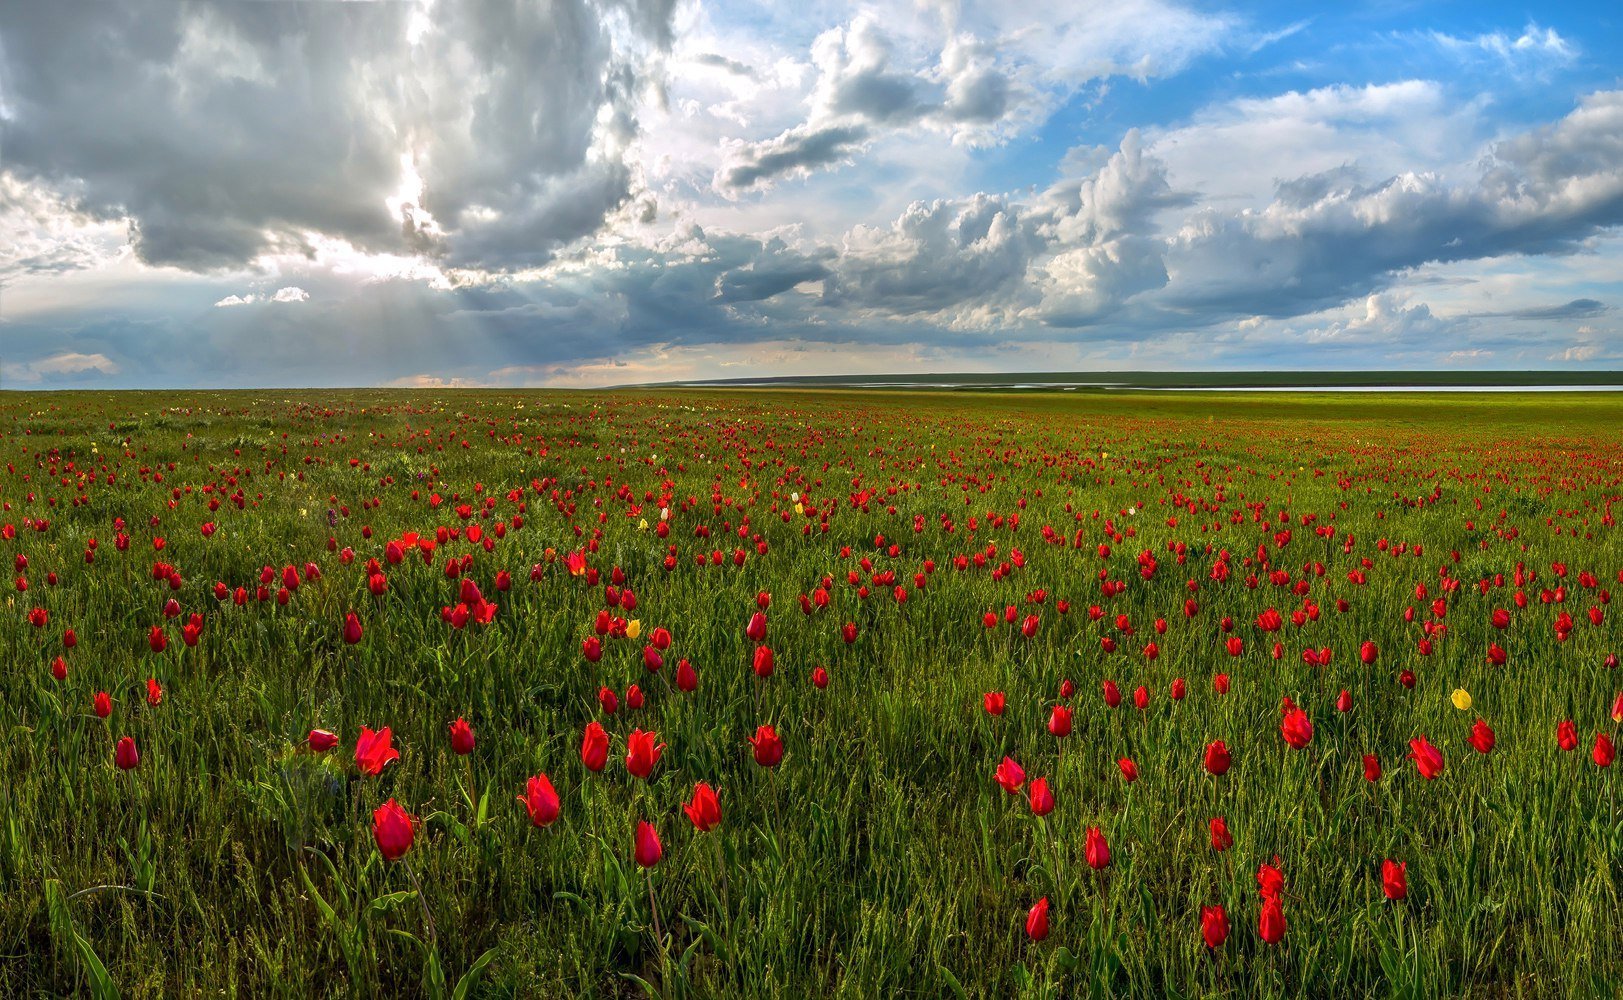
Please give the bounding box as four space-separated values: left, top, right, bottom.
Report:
1596 733 1616 768
1214 673 1230 695
355 726 400 775
1279 707 1313 749
1557 720 1578 751
372 799 415 860
1360 641 1378 665
51 656 67 681
581 721 609 772
1612 691 1623 724
994 756 1025 794
752 645 775 677
1209 815 1233 851
581 636 602 662
626 728 665 779
1363 754 1382 781
1201 905 1229 948
147 677 163 706
1102 680 1122 708
745 611 767 642
148 626 167 653
1382 859 1407 900
684 782 723 832
676 658 698 691
983 691 1006 716
1117 757 1138 783
308 728 339 752
1258 895 1286 944
810 666 829 689
115 735 139 770
1409 736 1444 779
449 716 475 755
1336 689 1352 713
1257 860 1285 899
748 724 783 767
633 820 662 867
1468 719 1495 755
342 612 363 645
1027 776 1054 816
1084 826 1110 869
93 691 112 718
1204 740 1231 776
1047 705 1072 738
1170 677 1187 700
518 774 561 828
1025 897 1049 941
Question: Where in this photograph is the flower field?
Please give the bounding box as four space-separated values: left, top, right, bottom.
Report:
3 387 1621 997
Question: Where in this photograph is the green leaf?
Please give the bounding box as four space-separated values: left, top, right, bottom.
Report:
451 946 499 1000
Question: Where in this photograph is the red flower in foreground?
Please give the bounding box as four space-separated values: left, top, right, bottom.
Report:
1281 708 1313 749
995 757 1025 794
1085 826 1110 870
1027 777 1054 816
684 782 722 832
1201 905 1229 948
1025 897 1050 941
1204 740 1231 776
1557 720 1578 752
1258 896 1286 944
342 612 363 645
519 774 560 828
581 721 609 772
1596 733 1616 768
355 726 400 776
1363 754 1382 782
983 692 1006 716
748 724 783 768
115 736 139 771
633 820 663 867
372 799 415 860
1382 859 1407 900
449 717 476 756
1409 736 1444 779
626 728 665 779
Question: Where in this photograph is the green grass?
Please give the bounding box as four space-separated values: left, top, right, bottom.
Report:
2 388 1620 998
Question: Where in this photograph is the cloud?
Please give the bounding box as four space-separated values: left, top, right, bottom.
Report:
1 350 121 384
716 124 871 192
0 0 678 273
213 286 309 307
1471 298 1607 321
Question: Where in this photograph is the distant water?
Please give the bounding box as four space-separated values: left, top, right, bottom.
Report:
672 380 1623 392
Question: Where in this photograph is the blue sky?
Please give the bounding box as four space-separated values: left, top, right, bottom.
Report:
1 0 1620 387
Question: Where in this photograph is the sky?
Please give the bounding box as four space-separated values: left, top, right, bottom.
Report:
1 0 1620 389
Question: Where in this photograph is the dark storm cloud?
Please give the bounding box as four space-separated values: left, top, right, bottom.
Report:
0 0 675 272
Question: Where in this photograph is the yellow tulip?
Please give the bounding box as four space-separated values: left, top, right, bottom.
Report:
626 619 641 639
1451 688 1472 711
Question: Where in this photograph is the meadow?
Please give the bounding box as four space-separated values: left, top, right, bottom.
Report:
2 387 1620 998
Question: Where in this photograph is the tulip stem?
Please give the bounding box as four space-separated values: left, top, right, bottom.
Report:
646 869 663 947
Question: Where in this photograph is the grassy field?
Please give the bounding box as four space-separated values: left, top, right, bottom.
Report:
2 387 1621 998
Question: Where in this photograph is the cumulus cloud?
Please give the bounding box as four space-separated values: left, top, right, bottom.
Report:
0 0 677 273
214 286 309 307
